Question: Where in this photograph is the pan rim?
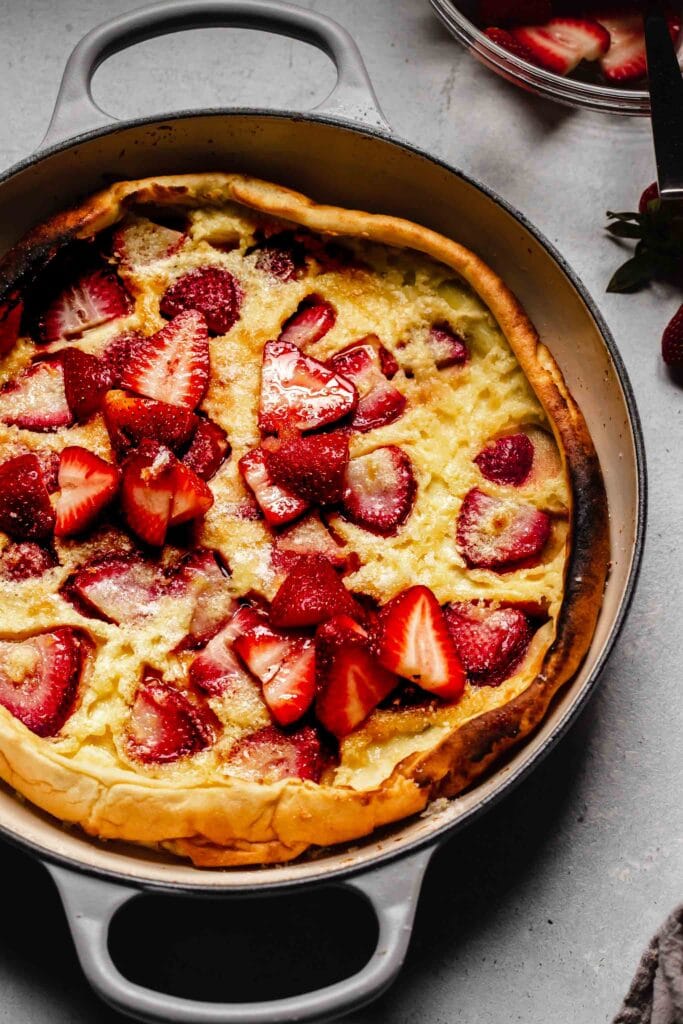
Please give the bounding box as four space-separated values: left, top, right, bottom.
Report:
0 108 647 893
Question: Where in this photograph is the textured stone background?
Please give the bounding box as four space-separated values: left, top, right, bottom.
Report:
0 1 680 1021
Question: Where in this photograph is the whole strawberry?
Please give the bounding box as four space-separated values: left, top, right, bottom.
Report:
662 304 683 369
606 182 683 292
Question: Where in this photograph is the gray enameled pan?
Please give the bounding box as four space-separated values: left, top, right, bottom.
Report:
0 2 646 1022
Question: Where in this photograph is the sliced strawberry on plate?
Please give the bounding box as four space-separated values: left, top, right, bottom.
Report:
273 512 348 573
278 297 336 348
113 215 186 268
127 676 215 764
597 9 680 83
265 430 349 505
258 339 357 433
160 267 243 336
261 639 316 726
456 487 551 570
103 390 197 457
0 542 56 581
0 627 82 736
0 291 23 357
53 446 120 538
0 454 55 540
474 432 534 486
374 585 465 700
120 310 210 410
426 323 469 369
329 337 406 432
342 446 416 535
270 554 361 629
511 18 610 75
121 441 213 546
61 348 116 421
171 548 235 648
223 724 323 783
238 447 309 527
316 644 398 738
190 604 265 695
444 602 535 687
68 553 165 623
180 417 229 480
0 361 72 431
38 268 130 343
253 231 307 282
233 621 316 725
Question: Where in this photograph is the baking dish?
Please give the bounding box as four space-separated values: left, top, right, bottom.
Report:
0 1 645 1021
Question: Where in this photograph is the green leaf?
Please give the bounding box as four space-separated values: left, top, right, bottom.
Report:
606 211 643 223
606 253 658 293
606 221 644 239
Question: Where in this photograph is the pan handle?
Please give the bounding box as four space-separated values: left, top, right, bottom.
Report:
45 845 434 1023
39 0 390 151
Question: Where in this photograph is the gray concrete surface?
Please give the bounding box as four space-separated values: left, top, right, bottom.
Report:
0 1 681 1021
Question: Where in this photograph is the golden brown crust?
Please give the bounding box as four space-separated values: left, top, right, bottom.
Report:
0 173 609 865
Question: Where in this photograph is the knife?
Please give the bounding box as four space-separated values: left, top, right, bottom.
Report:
645 3 683 203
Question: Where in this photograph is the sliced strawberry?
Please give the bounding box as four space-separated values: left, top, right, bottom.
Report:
342 446 416 535
444 602 534 687
272 512 348 573
0 361 72 431
329 338 406 432
103 390 197 458
61 348 116 421
120 310 209 410
597 10 680 83
68 553 165 623
354 382 407 433
258 339 357 434
315 613 369 681
0 628 82 737
261 639 316 726
160 267 243 336
102 330 142 380
190 605 265 695
171 549 235 647
238 447 309 527
181 417 229 480
0 542 56 581
427 323 469 368
379 345 399 379
223 724 322 783
316 645 397 738
279 297 336 348
511 18 610 75
0 454 55 540
374 585 465 700
113 216 185 268
232 620 315 724
265 431 349 505
168 460 213 527
485 26 542 64
53 446 120 538
121 441 212 546
253 232 307 281
39 268 130 343
474 433 534 486
233 620 294 686
35 449 60 493
0 292 23 357
270 555 361 629
456 487 551 570
127 676 215 764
